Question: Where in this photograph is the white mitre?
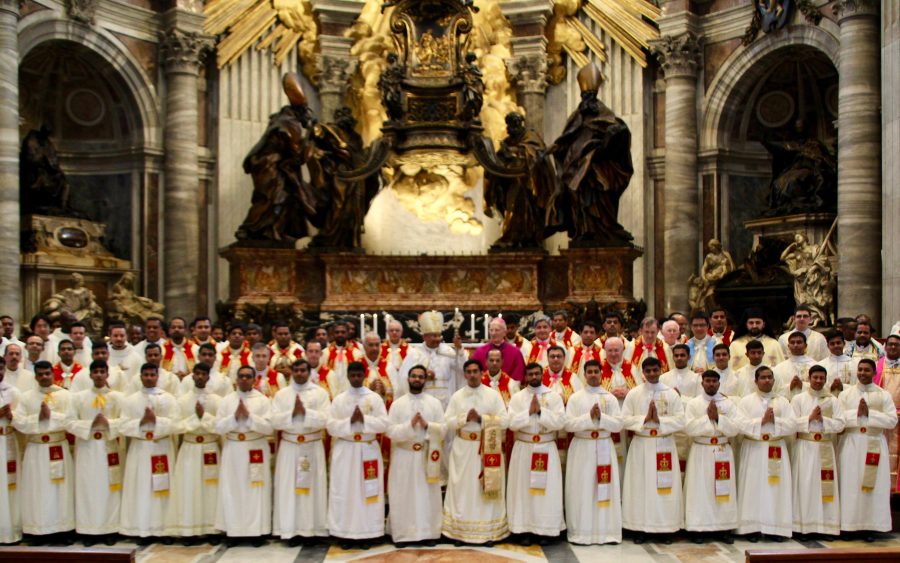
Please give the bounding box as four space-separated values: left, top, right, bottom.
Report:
419 311 444 334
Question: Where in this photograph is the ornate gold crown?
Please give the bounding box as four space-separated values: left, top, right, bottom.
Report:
577 62 603 92
282 72 307 106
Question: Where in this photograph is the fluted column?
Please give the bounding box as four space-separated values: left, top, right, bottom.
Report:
652 32 702 314
160 24 211 319
834 0 882 325
0 0 19 323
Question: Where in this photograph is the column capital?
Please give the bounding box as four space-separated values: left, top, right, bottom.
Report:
0 0 18 18
507 54 548 95
159 28 213 75
501 0 554 31
832 0 880 21
651 32 702 79
316 54 356 93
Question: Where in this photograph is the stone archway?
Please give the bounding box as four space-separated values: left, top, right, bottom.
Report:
698 25 840 265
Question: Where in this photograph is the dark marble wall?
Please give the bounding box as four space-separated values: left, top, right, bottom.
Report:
727 175 769 263
68 174 133 261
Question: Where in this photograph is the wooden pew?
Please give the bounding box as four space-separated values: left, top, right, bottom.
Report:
747 547 900 563
0 547 135 562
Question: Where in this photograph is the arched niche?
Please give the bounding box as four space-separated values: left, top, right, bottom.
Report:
18 38 147 262
700 27 839 265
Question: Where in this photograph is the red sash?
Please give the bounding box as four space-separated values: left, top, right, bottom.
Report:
379 340 409 362
527 339 550 364
551 328 576 348
482 371 512 404
162 339 195 371
325 343 359 371
315 366 331 396
600 360 636 391
570 343 602 374
52 363 82 387
542 368 576 404
220 343 251 370
631 337 670 372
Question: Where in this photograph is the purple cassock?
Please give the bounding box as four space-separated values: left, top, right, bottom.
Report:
470 341 525 382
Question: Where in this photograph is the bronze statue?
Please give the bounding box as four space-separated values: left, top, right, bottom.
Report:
483 112 556 250
306 107 381 249
20 125 77 217
235 73 318 243
548 63 634 246
761 121 836 216
380 53 405 122
459 52 484 122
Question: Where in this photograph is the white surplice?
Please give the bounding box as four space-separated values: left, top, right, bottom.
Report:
176 369 233 398
272 381 331 539
0 383 21 543
327 386 389 539
736 391 795 537
4 367 35 394
790 388 844 535
564 386 623 544
214 389 274 537
730 335 785 371
837 383 898 532
442 384 510 543
773 355 817 400
398 343 466 408
70 387 126 535
820 354 857 392
118 387 178 537
661 367 701 471
732 363 765 398
620 382 685 533
506 385 566 536
167 387 221 536
683 393 741 531
386 391 446 542
13 385 75 534
779 329 828 362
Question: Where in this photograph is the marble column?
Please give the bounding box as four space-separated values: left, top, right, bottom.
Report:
503 0 553 134
316 51 354 122
507 54 548 132
160 26 211 319
834 1 882 326
0 0 19 323
311 0 360 122
651 32 702 314
883 0 900 326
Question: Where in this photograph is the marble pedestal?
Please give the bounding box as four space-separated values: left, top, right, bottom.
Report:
744 213 836 250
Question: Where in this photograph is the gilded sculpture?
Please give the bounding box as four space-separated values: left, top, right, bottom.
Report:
107 272 166 325
41 273 104 334
548 63 634 247
780 232 835 327
687 239 736 313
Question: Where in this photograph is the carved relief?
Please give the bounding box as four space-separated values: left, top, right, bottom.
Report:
66 0 97 24
650 33 702 78
159 28 213 74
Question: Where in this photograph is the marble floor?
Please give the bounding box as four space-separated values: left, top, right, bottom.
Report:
24 532 899 562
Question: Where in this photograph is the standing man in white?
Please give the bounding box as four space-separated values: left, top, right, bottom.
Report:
272 359 331 545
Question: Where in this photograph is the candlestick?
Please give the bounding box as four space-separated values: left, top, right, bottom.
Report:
373 314 379 337
359 313 366 336
470 314 476 339
483 314 489 341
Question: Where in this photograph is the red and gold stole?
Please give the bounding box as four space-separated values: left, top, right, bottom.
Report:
151 454 169 496
527 339 549 364
202 450 218 485
600 360 637 391
220 342 251 370
481 372 512 405
325 343 360 371
714 453 731 502
542 368 577 405
314 366 331 397
631 337 670 372
570 343 602 374
380 340 409 363
249 448 265 488
162 339 195 371
52 363 82 388
551 328 576 348
709 328 734 346
481 414 504 499
768 444 783 484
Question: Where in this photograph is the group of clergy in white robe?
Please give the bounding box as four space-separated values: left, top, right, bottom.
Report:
0 340 896 548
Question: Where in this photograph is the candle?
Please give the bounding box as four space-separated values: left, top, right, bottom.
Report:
373 314 379 337
483 314 489 340
498 312 503 319
359 313 366 336
470 314 476 339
